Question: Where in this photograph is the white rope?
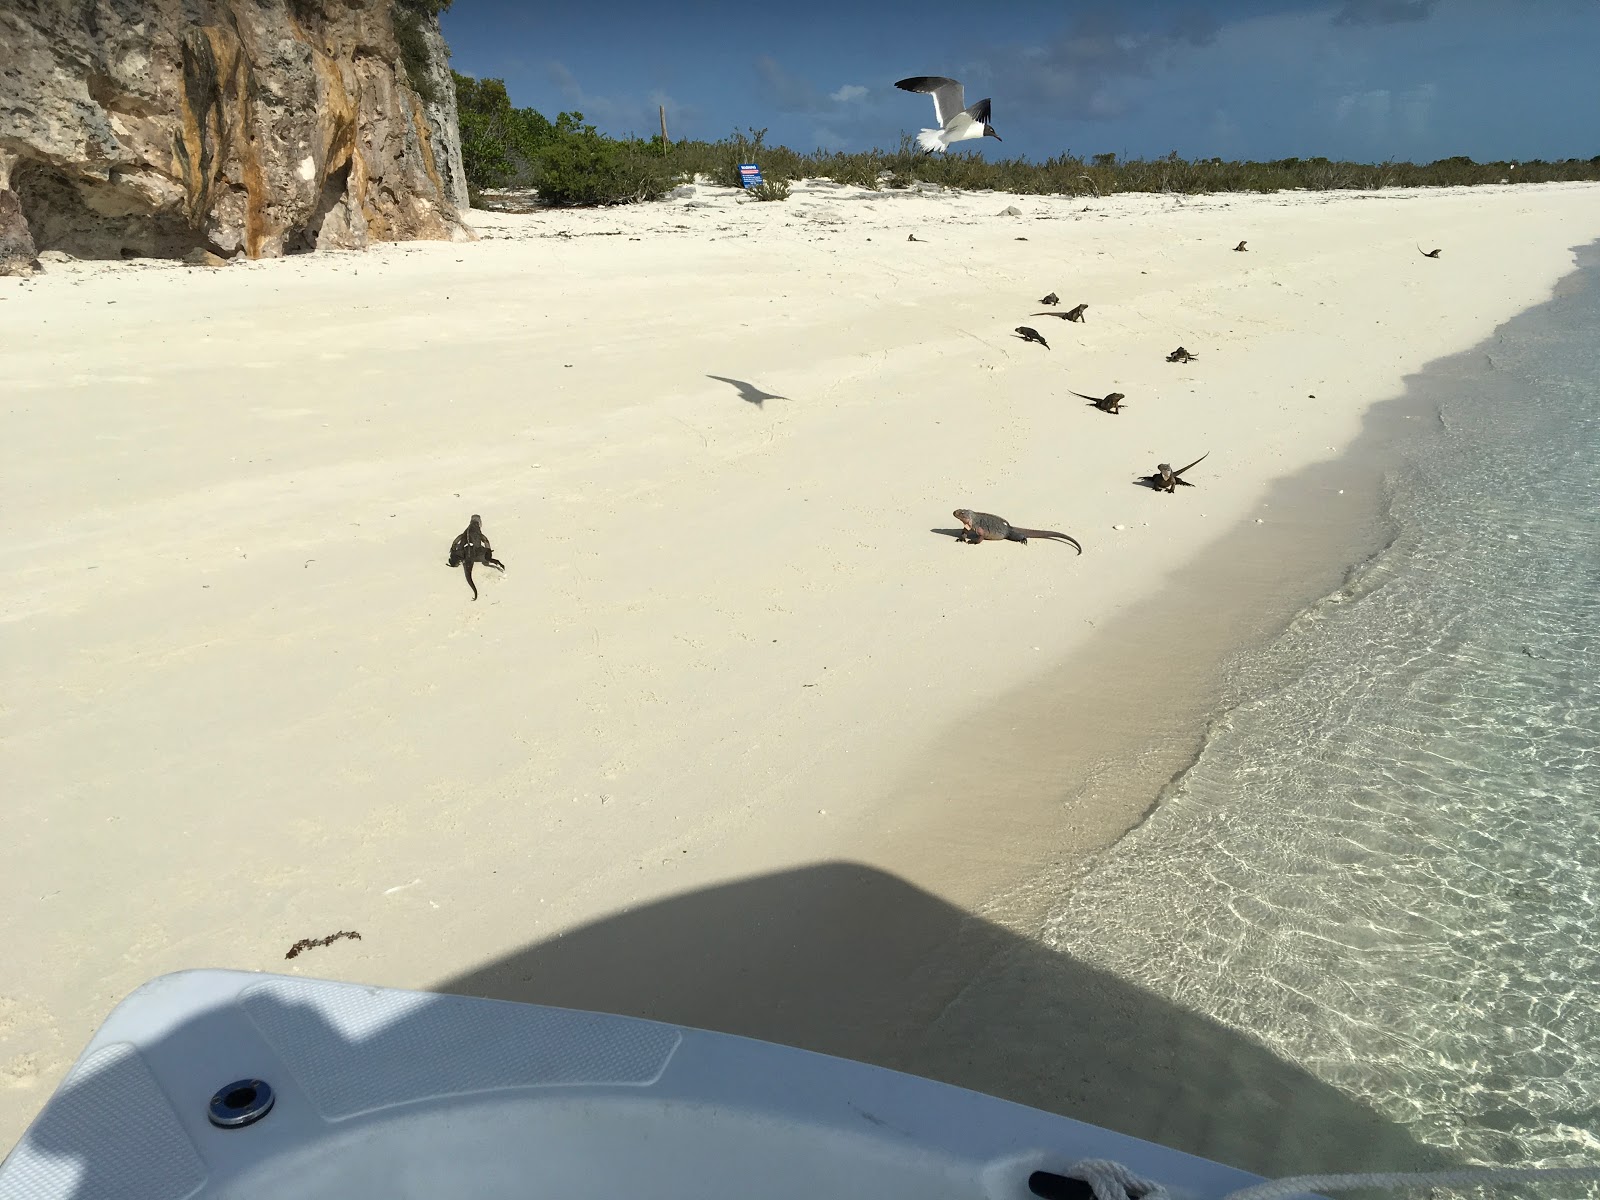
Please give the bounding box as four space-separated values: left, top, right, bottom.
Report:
1062 1158 1170 1200
1221 1163 1600 1199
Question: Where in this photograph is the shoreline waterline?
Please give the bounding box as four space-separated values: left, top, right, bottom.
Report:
820 242 1600 1181
1028 242 1600 1179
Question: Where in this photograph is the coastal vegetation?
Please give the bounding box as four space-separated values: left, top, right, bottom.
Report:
748 178 792 202
453 74 674 205
453 74 1600 208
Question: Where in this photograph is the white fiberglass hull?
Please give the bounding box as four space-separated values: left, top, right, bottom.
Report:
0 970 1269 1199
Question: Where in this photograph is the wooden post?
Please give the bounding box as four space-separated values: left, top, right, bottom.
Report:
659 105 669 145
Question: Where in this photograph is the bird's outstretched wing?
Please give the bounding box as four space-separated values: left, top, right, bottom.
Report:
895 76 966 127
963 96 992 124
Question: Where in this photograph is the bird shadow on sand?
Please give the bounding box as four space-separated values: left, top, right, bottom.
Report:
708 374 788 408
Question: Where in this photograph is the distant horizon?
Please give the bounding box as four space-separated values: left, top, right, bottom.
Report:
441 0 1599 166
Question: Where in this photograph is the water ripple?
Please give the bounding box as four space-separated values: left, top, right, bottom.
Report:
1044 254 1600 1177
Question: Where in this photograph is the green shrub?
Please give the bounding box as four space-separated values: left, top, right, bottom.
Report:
454 73 558 188
712 128 764 188
532 129 673 206
460 118 513 188
748 179 790 201
449 73 1600 204
814 152 881 189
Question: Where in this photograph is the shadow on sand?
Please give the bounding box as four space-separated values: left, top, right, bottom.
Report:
439 862 1451 1184
8 866 1450 1197
707 374 788 407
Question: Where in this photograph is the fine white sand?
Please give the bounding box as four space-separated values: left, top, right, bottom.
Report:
3 179 1597 1156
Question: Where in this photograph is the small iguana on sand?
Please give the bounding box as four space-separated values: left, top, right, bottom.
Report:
1140 453 1209 493
1064 303 1088 323
1014 326 1050 349
953 509 1082 553
1166 346 1198 363
1418 245 1442 258
448 514 506 600
1072 389 1126 414
1233 240 1248 252
1040 292 1059 305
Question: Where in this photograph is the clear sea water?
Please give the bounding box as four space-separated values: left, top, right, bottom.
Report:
1044 244 1600 1179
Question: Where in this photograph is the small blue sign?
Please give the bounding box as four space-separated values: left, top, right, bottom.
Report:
738 163 764 188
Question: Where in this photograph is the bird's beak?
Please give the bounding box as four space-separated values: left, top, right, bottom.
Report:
985 126 1002 140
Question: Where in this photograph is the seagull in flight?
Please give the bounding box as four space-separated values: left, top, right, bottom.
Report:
895 76 1002 154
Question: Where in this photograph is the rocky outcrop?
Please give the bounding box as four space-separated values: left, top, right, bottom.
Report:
414 16 470 212
0 0 472 273
0 188 41 275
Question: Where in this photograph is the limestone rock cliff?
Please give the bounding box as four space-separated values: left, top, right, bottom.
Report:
414 15 470 212
0 0 472 274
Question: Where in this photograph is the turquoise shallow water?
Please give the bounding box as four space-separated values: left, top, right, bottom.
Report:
1044 245 1600 1176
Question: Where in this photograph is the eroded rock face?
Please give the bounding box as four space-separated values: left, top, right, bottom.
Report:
0 0 472 272
0 185 42 276
415 16 470 212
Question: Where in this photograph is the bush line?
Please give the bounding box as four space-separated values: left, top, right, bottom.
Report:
454 75 1600 208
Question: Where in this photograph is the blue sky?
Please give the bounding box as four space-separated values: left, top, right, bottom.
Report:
441 0 1599 163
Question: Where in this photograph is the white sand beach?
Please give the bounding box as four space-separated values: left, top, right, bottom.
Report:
3 179 1598 1156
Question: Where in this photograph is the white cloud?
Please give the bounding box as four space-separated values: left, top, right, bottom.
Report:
758 60 879 115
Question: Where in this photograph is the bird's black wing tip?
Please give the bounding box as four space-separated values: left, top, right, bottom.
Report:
966 97 993 123
895 76 953 93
